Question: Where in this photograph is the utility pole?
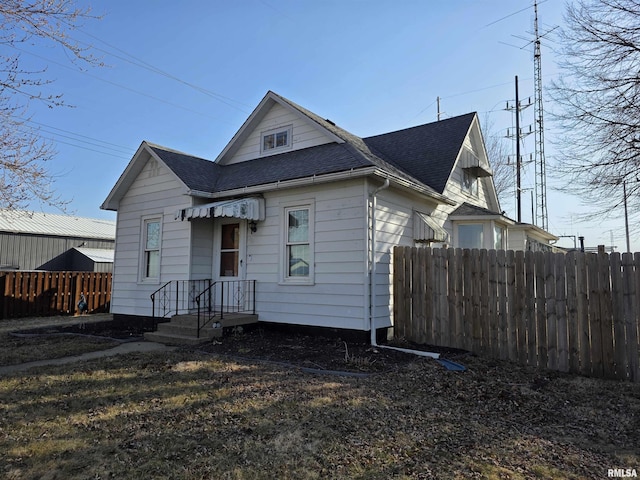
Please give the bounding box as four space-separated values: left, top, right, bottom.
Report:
515 76 522 222
623 180 630 253
506 77 532 223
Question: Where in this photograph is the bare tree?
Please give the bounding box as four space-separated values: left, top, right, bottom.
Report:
483 114 514 212
549 0 640 220
0 0 101 211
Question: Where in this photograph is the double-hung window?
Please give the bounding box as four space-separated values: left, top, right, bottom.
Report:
283 204 314 283
142 218 161 280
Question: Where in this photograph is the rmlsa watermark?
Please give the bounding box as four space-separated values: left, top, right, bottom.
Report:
608 468 638 478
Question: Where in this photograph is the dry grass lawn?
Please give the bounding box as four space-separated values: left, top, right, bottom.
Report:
0 315 120 365
0 333 638 479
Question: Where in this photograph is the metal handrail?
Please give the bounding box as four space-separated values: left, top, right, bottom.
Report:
150 281 172 331
195 279 256 338
195 281 216 338
150 279 212 331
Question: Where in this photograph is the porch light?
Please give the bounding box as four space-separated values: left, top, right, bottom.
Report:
249 220 258 233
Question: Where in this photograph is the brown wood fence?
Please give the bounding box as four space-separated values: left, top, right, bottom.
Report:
393 247 640 382
0 271 112 319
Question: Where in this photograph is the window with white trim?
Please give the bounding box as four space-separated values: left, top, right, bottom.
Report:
458 223 484 249
261 125 292 154
283 205 314 282
462 170 478 196
494 225 505 250
142 218 161 280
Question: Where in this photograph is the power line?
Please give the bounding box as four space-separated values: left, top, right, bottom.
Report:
10 44 236 123
75 29 252 113
21 118 132 153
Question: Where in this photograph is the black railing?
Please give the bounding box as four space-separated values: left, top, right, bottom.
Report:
195 279 256 338
150 279 211 330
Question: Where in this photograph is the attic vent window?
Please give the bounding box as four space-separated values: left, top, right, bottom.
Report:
261 125 292 154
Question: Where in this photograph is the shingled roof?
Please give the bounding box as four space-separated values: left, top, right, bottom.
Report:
111 93 477 204
363 112 476 194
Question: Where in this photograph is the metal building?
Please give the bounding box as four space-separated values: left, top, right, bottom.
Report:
0 210 116 271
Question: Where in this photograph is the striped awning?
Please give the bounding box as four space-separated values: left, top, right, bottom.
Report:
176 198 265 221
414 212 449 243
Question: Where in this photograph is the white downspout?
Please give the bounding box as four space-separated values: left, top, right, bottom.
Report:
369 178 440 360
370 178 389 346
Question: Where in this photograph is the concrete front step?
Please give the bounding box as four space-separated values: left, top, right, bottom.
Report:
144 313 258 345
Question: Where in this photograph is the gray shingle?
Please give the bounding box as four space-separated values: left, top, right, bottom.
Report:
148 97 476 198
363 113 476 194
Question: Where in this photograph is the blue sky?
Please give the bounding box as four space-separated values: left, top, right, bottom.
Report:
20 0 638 252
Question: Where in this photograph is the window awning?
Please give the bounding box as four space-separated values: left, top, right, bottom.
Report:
176 198 265 221
414 212 449 243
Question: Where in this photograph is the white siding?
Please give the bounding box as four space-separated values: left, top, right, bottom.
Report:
111 153 192 317
372 186 441 330
507 229 527 251
245 179 368 330
225 103 335 164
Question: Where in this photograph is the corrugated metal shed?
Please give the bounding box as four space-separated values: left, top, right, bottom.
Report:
0 210 115 239
0 210 116 271
74 247 115 263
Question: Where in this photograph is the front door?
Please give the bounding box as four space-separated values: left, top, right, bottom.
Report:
219 222 242 279
215 219 248 312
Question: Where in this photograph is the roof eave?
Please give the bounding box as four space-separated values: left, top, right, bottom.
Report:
214 91 345 165
186 167 454 205
449 213 515 225
101 141 191 211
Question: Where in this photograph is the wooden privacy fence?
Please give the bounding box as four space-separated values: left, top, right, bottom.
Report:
0 271 112 319
393 247 640 382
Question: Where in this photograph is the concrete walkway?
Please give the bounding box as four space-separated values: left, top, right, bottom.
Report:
0 340 175 375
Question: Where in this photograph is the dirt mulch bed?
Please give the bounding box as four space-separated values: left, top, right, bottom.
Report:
195 326 466 374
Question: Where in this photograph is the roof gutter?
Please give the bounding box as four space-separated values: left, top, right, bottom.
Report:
188 168 455 206
368 177 440 360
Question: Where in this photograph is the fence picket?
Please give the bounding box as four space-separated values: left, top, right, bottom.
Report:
497 249 508 360
545 252 558 371
0 271 112 319
488 249 498 356
392 247 639 383
506 250 517 362
448 249 460 347
412 247 426 344
438 249 449 346
514 251 526 364
611 253 627 380
631 253 640 382
555 252 569 372
599 253 615 379
462 249 473 352
587 254 603 377
392 245 406 340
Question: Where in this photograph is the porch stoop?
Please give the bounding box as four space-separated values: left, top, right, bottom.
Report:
144 313 259 345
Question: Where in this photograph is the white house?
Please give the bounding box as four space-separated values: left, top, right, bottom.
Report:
101 91 556 338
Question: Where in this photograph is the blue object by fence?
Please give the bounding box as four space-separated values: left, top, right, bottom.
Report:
436 359 466 371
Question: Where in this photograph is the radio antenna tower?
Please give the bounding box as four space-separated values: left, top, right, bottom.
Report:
533 0 548 231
